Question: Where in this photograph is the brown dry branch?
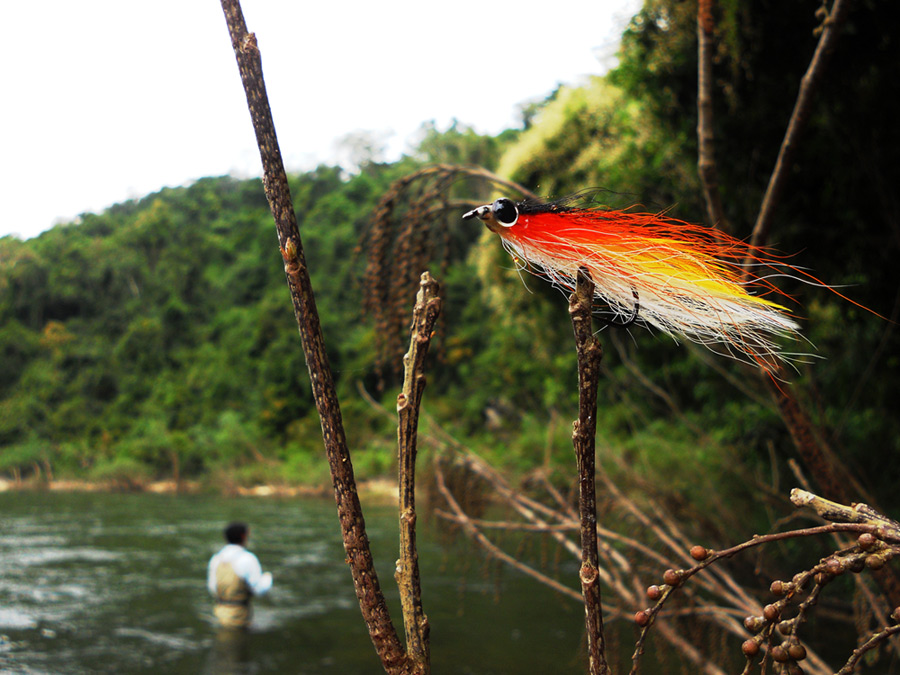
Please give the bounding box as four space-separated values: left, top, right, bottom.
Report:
432 512 577 534
769 378 900 609
694 0 865 507
395 272 442 672
361 383 741 673
448 452 583 562
837 621 900 675
633 491 900 674
535 466 580 523
694 0 900 612
607 332 713 440
695 0 868 508
790 489 900 537
433 458 585 604
740 0 883 540
696 0 730 231
219 3 412 671
418 422 763 673
598 468 761 622
421 410 870 675
569 269 610 675
430 444 744 675
749 0 852 250
428 433 900 675
415 408 797 672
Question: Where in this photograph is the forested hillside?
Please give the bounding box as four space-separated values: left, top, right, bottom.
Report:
1 0 898 515
0 167 419 486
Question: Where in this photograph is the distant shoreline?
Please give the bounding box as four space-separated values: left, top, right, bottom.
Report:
0 477 399 501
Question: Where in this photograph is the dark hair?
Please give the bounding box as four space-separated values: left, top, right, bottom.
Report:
224 522 248 545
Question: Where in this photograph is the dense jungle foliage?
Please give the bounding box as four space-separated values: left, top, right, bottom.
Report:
1 0 898 518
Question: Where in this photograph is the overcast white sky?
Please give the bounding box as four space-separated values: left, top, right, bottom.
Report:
1 1 641 240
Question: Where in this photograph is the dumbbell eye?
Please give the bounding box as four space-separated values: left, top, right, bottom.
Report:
492 198 518 227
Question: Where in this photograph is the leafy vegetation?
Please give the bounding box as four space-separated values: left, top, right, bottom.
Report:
1 0 897 520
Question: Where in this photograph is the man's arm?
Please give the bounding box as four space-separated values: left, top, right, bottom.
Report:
207 553 220 596
240 551 273 596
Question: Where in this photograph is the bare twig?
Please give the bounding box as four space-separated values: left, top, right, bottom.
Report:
696 0 730 231
424 426 773 675
749 0 852 249
608 333 712 438
537 469 579 521
791 489 900 537
767 380 900 618
792 476 900 651
395 272 441 672
569 269 610 675
219 3 409 671
837 622 900 675
632 522 888 667
433 511 577 533
630 488 900 675
735 8 894 604
433 459 585 603
696 0 879 573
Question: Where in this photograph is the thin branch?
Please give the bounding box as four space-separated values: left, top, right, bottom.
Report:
734 2 900 608
749 0 852 249
433 511 578 533
364 377 801 674
219 3 409 671
599 464 762 614
395 272 441 672
696 0 730 231
791 489 900 538
609 332 713 438
569 269 610 675
424 422 755 675
388 163 541 203
792 469 900 654
455 452 584 559
433 460 585 603
837 622 900 675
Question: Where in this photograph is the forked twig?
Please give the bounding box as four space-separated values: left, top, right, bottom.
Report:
395 272 441 672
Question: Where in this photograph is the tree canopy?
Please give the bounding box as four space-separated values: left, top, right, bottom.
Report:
1 0 897 512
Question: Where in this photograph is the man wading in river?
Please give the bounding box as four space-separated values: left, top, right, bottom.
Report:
207 522 273 628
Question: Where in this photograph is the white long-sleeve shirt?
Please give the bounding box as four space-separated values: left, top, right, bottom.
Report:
207 544 273 597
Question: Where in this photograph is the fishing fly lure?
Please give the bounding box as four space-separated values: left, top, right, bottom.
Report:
463 197 807 369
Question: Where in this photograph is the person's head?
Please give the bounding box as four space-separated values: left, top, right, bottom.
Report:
224 522 249 546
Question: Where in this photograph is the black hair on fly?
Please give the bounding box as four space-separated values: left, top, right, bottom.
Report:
515 188 629 216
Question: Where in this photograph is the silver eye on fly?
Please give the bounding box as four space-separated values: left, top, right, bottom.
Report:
492 198 518 227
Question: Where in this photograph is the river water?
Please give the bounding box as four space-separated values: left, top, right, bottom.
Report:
0 490 598 674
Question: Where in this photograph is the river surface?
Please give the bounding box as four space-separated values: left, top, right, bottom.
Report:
0 490 601 674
